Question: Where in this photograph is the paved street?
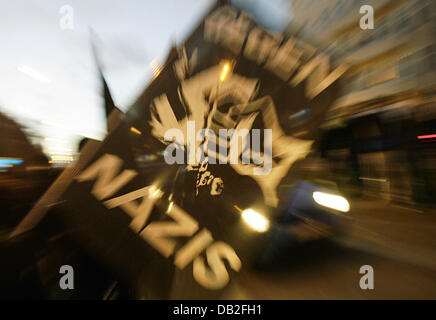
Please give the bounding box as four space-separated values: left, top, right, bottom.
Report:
3 197 436 299
226 199 436 299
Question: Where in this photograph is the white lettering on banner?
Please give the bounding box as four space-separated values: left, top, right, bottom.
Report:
174 228 214 269
193 241 242 290
173 47 198 81
204 6 250 54
103 186 158 232
204 5 348 98
76 154 137 200
76 154 241 290
193 158 225 196
140 203 199 258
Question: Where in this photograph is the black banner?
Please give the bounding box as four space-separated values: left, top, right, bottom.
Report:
55 2 344 299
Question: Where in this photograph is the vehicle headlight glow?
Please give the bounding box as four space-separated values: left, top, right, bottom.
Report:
312 191 350 213
241 209 270 233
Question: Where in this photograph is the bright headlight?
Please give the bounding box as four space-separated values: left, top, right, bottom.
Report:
241 209 270 233
312 191 350 213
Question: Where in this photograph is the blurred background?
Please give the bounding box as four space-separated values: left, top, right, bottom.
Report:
0 0 435 299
